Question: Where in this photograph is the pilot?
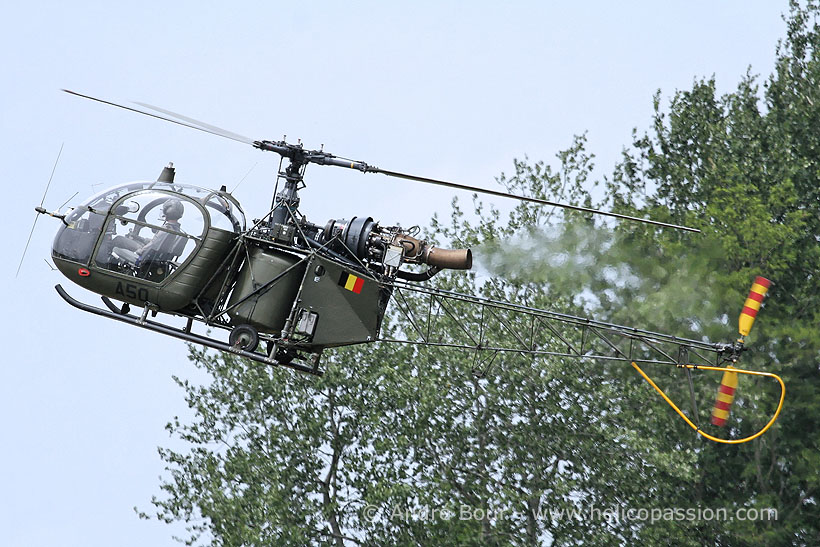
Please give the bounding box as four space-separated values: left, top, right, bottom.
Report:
112 198 185 266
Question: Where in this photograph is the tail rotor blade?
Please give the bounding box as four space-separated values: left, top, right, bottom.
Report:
711 275 773 427
739 276 772 337
711 368 739 427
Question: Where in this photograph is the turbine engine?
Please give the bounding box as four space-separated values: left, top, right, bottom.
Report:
319 216 472 279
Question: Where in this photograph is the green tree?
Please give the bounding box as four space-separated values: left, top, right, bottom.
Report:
604 2 820 543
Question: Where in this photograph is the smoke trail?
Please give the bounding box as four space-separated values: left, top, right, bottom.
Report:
472 222 730 339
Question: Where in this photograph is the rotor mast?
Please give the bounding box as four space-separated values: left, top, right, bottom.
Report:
255 138 373 228
259 140 307 226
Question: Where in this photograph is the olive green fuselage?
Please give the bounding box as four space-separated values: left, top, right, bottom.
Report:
53 227 235 312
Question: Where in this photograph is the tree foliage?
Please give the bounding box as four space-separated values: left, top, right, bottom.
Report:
143 2 819 545
606 2 820 543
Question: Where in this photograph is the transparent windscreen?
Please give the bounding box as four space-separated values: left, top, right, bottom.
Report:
92 192 205 283
110 192 206 238
95 217 197 283
52 208 106 263
149 183 244 231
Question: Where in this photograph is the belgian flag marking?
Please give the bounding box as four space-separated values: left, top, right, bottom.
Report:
338 271 364 294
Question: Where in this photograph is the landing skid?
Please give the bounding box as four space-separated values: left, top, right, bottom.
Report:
55 284 323 375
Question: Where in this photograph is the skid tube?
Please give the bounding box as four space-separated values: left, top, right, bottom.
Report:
55 284 322 376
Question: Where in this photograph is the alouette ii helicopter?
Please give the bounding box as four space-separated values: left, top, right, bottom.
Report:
32 89 785 444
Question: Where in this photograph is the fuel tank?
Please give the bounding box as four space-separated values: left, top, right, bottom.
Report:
227 245 307 333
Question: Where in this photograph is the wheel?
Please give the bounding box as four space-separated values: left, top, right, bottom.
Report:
229 324 259 352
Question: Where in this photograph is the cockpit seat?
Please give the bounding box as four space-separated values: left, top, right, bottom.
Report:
112 230 188 281
111 246 139 265
137 232 188 281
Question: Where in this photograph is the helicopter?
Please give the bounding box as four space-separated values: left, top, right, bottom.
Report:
34 90 784 443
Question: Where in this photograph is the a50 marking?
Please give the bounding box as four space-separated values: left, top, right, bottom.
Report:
116 281 149 301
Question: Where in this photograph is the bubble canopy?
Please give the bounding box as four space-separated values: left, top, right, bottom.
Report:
52 181 247 277
78 181 246 232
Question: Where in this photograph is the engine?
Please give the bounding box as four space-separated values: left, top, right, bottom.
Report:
260 213 471 281
318 217 472 280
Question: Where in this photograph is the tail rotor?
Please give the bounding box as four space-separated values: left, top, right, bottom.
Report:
711 276 772 426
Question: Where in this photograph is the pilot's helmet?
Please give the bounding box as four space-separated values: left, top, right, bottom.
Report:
162 198 184 221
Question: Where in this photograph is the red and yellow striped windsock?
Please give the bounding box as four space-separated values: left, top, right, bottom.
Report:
711 367 739 426
739 276 771 337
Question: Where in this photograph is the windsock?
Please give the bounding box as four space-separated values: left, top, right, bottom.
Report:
711 276 772 427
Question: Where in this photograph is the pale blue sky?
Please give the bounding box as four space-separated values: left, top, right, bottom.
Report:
1 2 790 545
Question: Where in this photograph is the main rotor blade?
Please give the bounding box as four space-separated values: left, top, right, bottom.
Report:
370 167 701 233
134 101 255 145
62 89 253 145
62 89 699 233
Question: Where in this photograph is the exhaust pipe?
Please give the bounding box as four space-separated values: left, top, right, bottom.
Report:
425 247 473 270
393 233 472 270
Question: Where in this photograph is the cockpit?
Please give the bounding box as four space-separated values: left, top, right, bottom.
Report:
52 181 245 283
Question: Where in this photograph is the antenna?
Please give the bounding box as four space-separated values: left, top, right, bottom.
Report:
17 143 64 278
